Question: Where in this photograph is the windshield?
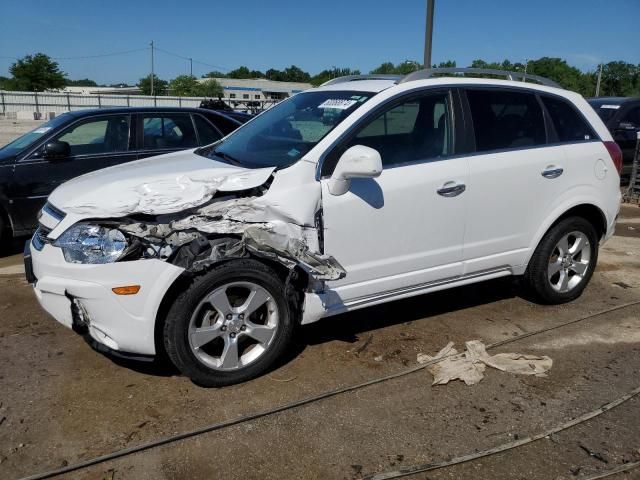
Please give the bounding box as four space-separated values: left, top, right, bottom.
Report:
0 113 71 160
587 100 621 124
200 90 373 168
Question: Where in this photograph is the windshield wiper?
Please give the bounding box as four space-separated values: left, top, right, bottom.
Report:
213 149 242 166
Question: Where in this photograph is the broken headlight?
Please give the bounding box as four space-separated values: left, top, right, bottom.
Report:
54 224 128 264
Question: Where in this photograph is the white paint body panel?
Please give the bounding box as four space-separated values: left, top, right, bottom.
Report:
31 76 622 356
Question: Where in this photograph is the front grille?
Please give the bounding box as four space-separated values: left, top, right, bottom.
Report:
32 225 52 251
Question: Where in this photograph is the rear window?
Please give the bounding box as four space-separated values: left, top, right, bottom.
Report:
587 100 621 123
466 89 546 152
542 96 596 142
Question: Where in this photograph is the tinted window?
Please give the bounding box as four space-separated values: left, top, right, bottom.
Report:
467 89 545 152
142 114 197 150
193 115 222 145
0 113 71 160
205 90 373 169
542 96 595 142
621 106 640 126
54 115 129 156
328 91 451 171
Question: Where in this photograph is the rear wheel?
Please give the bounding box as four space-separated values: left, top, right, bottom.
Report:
523 217 598 304
163 259 295 387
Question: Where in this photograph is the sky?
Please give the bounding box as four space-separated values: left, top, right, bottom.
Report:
1 0 639 85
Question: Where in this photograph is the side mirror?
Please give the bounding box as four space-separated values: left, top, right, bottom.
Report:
328 145 383 196
43 141 70 160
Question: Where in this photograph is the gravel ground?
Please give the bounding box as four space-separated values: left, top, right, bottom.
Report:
1 203 640 478
0 119 45 147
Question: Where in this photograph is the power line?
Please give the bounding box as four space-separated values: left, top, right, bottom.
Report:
0 48 149 61
155 46 229 72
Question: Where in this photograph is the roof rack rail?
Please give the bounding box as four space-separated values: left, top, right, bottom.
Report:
398 67 561 88
320 74 403 86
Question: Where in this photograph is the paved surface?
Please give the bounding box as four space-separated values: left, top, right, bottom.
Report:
0 119 45 147
0 205 639 480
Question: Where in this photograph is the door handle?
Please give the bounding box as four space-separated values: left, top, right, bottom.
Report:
541 166 564 179
437 181 466 197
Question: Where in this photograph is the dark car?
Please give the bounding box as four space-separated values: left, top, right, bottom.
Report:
588 97 640 176
0 107 248 242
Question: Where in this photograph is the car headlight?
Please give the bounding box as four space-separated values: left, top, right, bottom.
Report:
54 224 128 264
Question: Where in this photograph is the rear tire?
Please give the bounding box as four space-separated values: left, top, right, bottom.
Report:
163 259 295 387
523 216 598 304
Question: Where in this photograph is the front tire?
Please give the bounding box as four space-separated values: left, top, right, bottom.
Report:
163 259 295 387
523 216 599 304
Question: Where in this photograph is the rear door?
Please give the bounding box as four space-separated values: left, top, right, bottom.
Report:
136 113 199 159
12 113 134 231
460 88 569 273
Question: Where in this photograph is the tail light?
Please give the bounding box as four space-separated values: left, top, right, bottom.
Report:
603 141 623 175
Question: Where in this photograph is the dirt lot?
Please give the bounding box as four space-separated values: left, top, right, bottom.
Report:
1 205 640 480
0 119 45 147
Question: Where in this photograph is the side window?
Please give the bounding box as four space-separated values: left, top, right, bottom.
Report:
142 114 197 150
466 89 545 152
621 106 640 126
334 91 451 169
193 115 222 145
54 115 129 156
542 96 596 142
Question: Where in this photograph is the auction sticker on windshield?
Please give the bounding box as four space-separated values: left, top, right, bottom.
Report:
318 99 358 110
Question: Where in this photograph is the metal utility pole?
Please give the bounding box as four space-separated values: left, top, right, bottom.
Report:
423 0 435 69
189 58 193 76
150 41 155 96
595 63 603 97
522 59 528 82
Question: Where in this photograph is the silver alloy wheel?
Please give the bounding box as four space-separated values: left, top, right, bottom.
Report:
547 231 591 293
188 281 279 371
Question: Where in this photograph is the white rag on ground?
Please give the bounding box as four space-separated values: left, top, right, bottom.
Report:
416 340 553 386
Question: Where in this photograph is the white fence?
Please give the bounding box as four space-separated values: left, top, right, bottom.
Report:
0 90 276 118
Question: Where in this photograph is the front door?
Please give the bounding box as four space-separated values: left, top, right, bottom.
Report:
12 114 135 231
320 89 468 303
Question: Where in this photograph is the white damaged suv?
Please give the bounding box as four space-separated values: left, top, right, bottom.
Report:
27 69 622 386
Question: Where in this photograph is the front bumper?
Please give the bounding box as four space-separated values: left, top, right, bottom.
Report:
30 241 184 355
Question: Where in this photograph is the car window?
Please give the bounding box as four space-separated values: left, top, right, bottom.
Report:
54 115 130 156
542 96 596 142
193 115 222 145
334 91 451 169
466 89 545 152
142 114 197 150
621 106 640 126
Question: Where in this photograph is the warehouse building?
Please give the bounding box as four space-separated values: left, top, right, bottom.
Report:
200 77 312 101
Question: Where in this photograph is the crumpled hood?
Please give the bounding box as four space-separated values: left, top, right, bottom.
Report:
48 149 275 218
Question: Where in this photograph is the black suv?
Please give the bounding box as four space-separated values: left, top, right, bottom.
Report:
0 107 249 241
588 97 640 176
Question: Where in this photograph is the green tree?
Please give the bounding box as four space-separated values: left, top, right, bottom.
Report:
265 68 285 81
197 78 224 97
202 71 227 79
599 61 640 97
9 53 66 91
227 66 253 79
310 67 361 86
170 75 200 96
138 74 168 96
526 57 589 94
66 78 98 87
282 65 311 82
370 62 396 74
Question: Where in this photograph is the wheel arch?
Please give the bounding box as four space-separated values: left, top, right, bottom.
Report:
521 202 607 273
153 257 309 358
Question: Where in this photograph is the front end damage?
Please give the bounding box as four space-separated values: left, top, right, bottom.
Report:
111 186 345 291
